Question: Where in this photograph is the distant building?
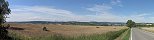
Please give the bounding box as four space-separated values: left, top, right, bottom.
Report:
146 24 152 26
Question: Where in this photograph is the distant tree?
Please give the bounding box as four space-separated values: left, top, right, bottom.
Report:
0 0 11 39
126 20 136 28
132 21 136 27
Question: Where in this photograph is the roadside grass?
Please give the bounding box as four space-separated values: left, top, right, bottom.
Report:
9 29 128 40
115 28 130 40
122 28 130 40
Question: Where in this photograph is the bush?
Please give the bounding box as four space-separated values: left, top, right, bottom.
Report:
96 27 100 28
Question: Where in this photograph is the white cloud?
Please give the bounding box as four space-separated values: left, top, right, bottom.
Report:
111 0 123 7
86 3 154 23
87 4 112 14
86 3 125 22
122 13 154 23
136 13 150 17
6 0 154 23
12 6 74 17
6 5 154 23
7 6 98 22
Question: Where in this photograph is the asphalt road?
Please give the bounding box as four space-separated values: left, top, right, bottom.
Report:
132 28 154 40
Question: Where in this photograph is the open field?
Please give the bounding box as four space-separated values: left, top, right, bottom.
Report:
140 27 154 32
8 23 128 40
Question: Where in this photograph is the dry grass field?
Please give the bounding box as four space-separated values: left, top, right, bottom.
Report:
140 27 154 32
8 23 128 39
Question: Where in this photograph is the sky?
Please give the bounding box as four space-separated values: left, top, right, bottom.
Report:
6 0 154 23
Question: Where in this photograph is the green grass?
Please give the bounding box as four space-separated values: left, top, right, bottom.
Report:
9 29 128 40
122 28 130 40
114 28 130 40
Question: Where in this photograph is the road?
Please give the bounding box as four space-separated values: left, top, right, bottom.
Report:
132 28 154 40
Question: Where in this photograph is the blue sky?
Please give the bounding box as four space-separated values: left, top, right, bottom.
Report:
6 0 154 23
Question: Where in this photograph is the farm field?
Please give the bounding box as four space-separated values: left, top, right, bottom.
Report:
140 27 154 32
8 23 128 40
